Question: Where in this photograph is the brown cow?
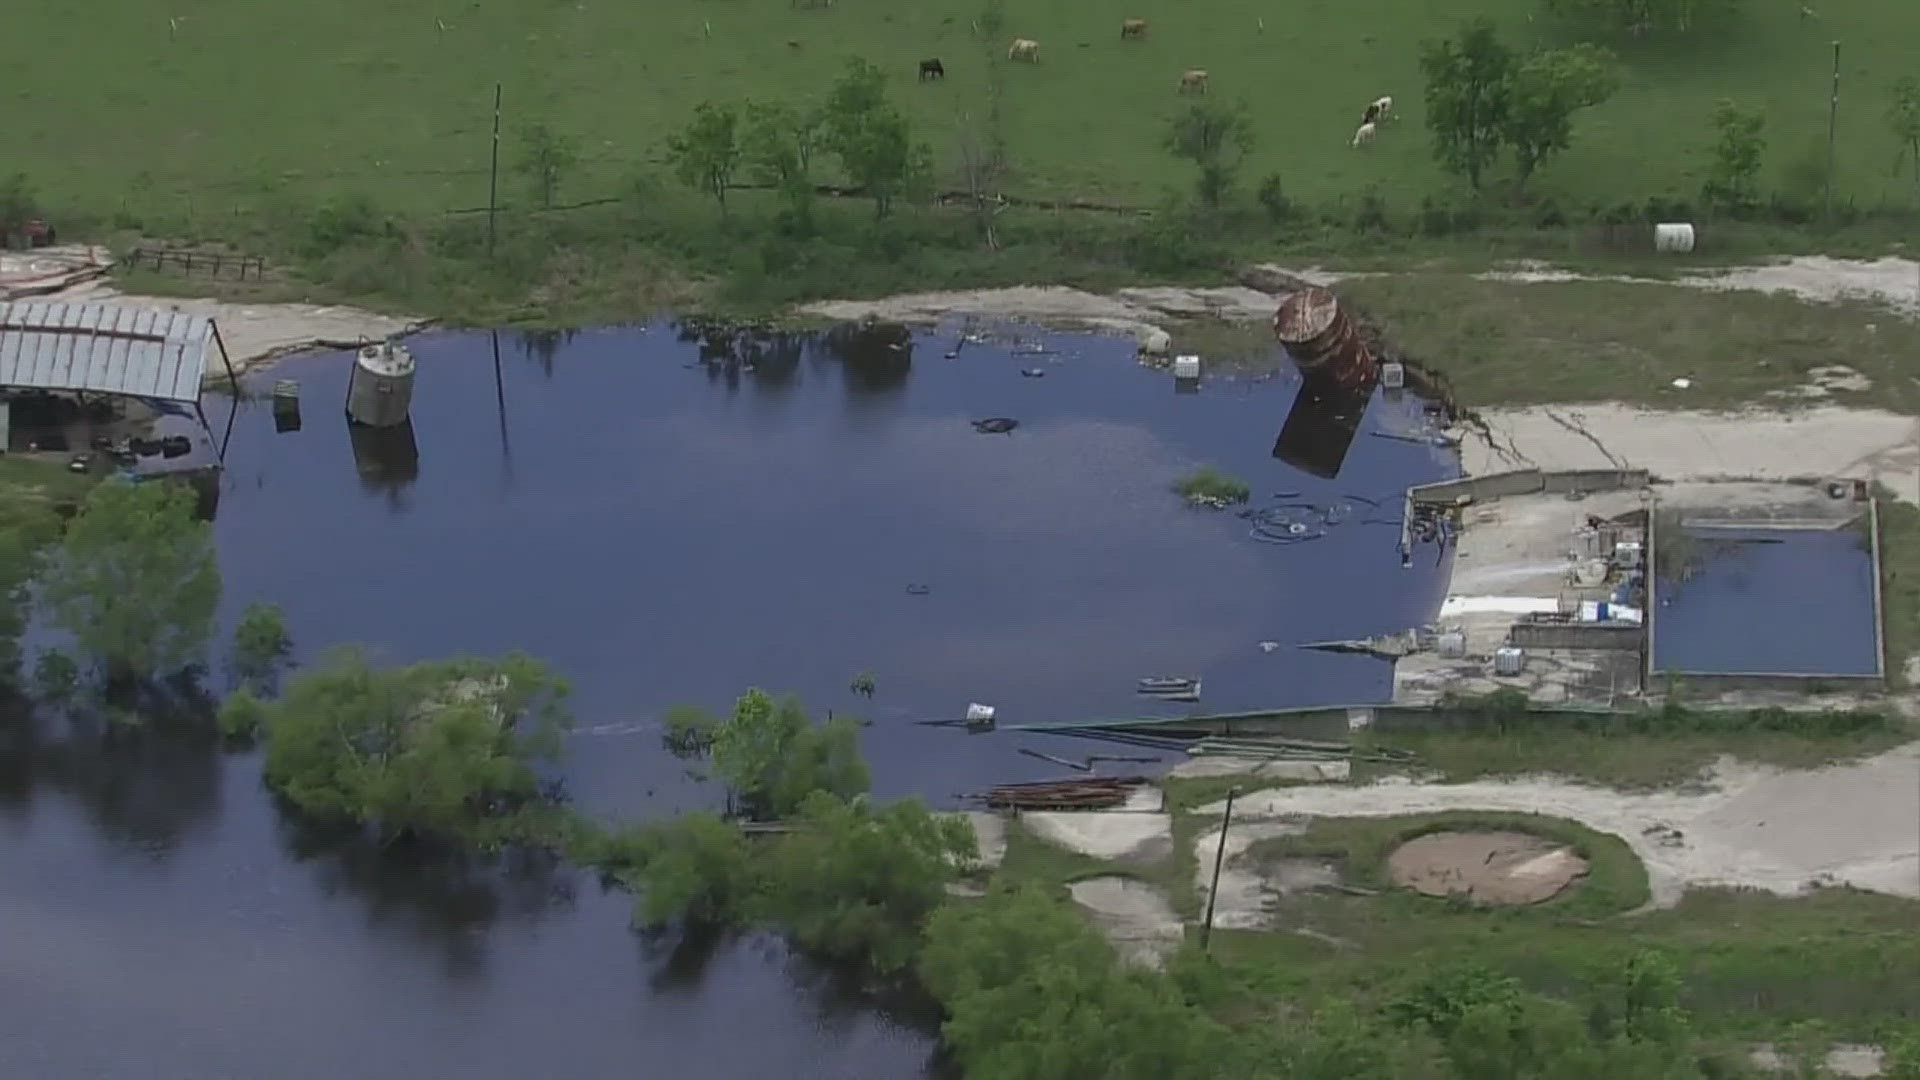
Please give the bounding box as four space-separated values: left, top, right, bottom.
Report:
1178 69 1209 93
1121 18 1148 39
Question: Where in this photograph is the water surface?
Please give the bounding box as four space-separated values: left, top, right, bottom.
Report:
0 321 1457 1080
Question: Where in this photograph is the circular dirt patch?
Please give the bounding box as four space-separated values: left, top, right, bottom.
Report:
1387 830 1589 906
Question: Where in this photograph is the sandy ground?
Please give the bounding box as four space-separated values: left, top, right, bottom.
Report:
1167 756 1352 782
1201 743 1920 908
1021 786 1173 863
1386 831 1589 905
1750 1044 1886 1078
1483 256 1920 318
1066 877 1185 970
1460 404 1920 504
803 283 1280 344
42 279 428 386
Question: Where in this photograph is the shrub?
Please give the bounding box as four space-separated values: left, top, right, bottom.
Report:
1174 466 1251 505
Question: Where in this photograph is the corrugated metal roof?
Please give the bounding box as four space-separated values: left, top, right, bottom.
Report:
0 301 213 404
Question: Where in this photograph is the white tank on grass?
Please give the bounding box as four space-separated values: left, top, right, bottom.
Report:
1654 223 1696 253
346 340 416 428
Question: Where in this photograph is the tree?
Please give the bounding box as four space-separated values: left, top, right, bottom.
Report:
623 811 761 930
1421 18 1514 190
0 490 65 684
0 172 36 236
231 601 292 692
758 791 974 974
42 479 220 683
260 649 571 845
1543 0 1730 38
674 688 869 819
1501 44 1619 191
218 685 269 740
516 123 579 209
1590 950 1692 1048
742 101 822 231
1702 99 1766 210
1888 77 1920 190
667 102 743 214
821 58 933 218
922 888 1223 1080
1163 100 1255 210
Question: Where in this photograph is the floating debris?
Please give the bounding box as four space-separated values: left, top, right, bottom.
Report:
906 583 932 596
1020 368 1047 378
972 417 1019 434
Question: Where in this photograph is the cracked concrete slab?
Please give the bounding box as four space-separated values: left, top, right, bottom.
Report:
1460 405 1920 504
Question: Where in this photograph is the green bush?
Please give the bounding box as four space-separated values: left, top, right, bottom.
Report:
1174 466 1251 505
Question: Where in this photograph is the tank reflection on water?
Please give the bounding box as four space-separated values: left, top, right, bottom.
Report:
0 318 1458 1080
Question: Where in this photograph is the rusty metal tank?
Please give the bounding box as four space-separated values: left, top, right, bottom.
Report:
1273 287 1377 389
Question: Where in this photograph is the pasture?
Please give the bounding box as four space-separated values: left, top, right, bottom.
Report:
7 0 1919 221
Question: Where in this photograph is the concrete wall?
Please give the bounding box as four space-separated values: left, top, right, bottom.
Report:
1509 623 1645 650
1408 468 1650 507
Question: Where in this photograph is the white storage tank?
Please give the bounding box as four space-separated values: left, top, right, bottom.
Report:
1172 355 1202 380
1437 630 1467 659
346 340 416 428
1380 362 1405 389
1493 646 1527 676
1654 222 1696 253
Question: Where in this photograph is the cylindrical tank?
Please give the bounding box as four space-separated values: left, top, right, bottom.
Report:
1654 222 1696 253
345 340 416 428
1273 288 1377 388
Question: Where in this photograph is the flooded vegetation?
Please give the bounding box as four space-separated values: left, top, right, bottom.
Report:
0 320 1455 1079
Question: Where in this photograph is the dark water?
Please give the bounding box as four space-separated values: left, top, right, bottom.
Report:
0 322 1456 1080
1653 525 1881 677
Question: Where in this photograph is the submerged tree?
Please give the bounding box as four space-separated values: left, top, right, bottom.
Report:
664 688 868 819
41 479 220 685
260 649 571 845
231 601 293 692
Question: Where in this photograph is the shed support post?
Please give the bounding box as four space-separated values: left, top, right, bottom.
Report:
210 320 239 394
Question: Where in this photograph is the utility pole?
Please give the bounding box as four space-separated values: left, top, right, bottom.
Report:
1825 41 1841 219
1200 787 1237 953
487 82 503 253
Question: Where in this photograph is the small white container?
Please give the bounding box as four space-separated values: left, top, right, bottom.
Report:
1172 355 1202 380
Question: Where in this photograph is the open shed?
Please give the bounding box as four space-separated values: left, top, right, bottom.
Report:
0 300 237 458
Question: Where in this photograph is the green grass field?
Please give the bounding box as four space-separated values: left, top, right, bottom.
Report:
10 0 1920 221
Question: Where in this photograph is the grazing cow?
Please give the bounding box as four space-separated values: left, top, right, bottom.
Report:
1121 18 1148 39
1351 121 1377 148
1178 69 1209 94
919 57 945 80
1369 95 1393 122
1008 37 1040 62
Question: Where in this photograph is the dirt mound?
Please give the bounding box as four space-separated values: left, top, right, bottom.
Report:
1387 830 1589 905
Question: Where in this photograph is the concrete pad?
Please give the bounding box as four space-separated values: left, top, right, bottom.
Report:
1749 1044 1885 1077
1023 809 1173 863
1462 405 1919 505
1168 756 1352 782
1067 876 1184 970
964 811 1008 869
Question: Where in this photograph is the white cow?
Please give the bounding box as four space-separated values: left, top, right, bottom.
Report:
1008 37 1040 62
1351 121 1377 148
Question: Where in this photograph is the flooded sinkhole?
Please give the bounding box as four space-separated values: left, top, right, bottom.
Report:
209 321 1456 813
0 320 1457 1080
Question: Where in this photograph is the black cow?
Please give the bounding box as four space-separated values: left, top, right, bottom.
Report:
919 58 945 81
